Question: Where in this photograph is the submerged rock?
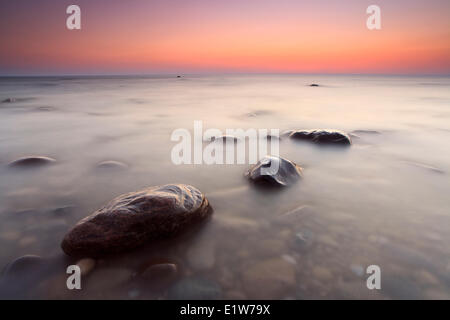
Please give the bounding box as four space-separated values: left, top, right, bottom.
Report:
1 255 44 278
2 98 16 103
289 129 351 145
245 155 302 187
61 184 213 257
96 160 129 170
8 156 56 168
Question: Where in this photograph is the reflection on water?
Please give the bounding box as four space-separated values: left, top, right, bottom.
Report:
0 75 449 299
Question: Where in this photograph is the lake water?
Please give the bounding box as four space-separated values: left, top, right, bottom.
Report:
0 75 449 299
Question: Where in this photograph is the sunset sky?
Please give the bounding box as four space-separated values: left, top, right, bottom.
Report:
1 0 449 75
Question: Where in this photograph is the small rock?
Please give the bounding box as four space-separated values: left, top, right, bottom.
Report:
1 255 43 278
242 258 296 299
204 135 240 143
61 184 213 257
8 156 56 168
309 84 319 87
96 160 129 170
2 98 16 103
245 155 303 187
289 129 351 145
168 277 222 300
76 258 96 276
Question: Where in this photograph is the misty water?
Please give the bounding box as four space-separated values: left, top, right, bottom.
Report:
0 75 449 299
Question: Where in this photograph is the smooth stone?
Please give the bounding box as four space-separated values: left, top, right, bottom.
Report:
96 160 129 170
242 258 296 299
289 129 352 145
245 155 303 187
1 255 43 278
61 184 212 257
76 258 96 276
168 277 222 300
309 84 319 87
8 156 56 168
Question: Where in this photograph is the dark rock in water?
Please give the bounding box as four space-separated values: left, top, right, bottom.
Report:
168 277 221 300
245 156 302 187
61 184 213 257
96 160 129 170
309 84 319 87
1 255 43 278
2 98 16 103
8 156 56 168
204 135 240 143
177 75 182 78
289 129 351 145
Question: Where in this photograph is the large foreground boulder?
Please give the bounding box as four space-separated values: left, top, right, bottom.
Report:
245 156 303 187
61 184 212 257
289 129 351 145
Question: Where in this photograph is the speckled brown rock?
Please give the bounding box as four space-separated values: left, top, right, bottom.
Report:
289 129 351 145
61 184 212 257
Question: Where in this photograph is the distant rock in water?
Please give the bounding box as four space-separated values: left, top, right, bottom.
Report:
61 184 213 257
8 156 56 168
309 84 320 87
289 129 351 146
2 98 16 103
245 155 302 187
1 255 43 278
96 160 129 170
204 135 240 143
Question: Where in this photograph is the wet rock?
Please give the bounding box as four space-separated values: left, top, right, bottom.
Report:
242 258 296 299
309 84 319 87
289 129 351 145
8 156 56 168
1 255 43 278
245 155 302 187
61 184 213 257
76 258 96 276
168 277 222 300
96 160 129 170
